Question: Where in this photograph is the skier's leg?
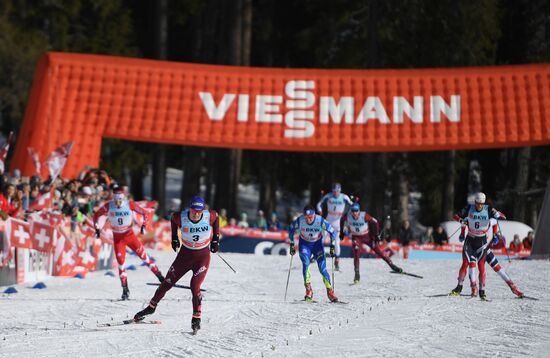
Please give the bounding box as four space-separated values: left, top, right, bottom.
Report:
486 249 523 297
352 238 361 272
150 248 191 306
190 250 211 320
312 240 332 289
126 232 162 279
113 237 128 287
298 241 314 299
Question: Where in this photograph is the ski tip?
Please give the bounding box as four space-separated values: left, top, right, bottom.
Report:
519 295 539 301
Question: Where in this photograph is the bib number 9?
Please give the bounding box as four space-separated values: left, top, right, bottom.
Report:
118 218 123 226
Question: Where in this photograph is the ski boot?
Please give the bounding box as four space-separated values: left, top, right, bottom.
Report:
155 271 165 283
327 288 338 303
390 263 403 273
448 284 463 296
508 282 524 298
353 270 360 284
470 285 478 297
134 303 156 321
334 257 340 271
304 283 313 302
191 316 201 335
479 290 487 300
121 284 130 300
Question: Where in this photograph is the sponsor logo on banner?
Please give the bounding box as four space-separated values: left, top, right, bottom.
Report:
199 80 460 138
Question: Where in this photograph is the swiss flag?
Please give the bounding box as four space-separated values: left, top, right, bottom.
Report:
8 218 32 249
31 221 56 252
29 189 54 211
75 245 97 271
53 229 76 276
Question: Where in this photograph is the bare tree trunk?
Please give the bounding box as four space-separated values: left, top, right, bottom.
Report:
513 147 531 221
442 150 456 220
180 147 202 210
151 0 168 215
130 167 144 200
213 0 251 217
258 152 277 215
391 153 409 224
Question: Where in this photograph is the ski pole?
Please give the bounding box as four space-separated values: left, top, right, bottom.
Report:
284 255 293 302
331 255 335 290
495 220 512 264
448 224 463 239
217 253 237 274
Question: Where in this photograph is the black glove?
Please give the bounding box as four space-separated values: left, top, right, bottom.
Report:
171 236 180 252
210 234 220 253
95 229 101 238
329 244 336 257
289 243 296 256
140 224 145 235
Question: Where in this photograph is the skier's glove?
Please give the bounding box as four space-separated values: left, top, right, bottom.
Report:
459 234 465 243
171 236 180 252
329 244 336 257
492 234 502 247
95 229 101 239
289 243 296 256
140 224 145 235
210 234 220 253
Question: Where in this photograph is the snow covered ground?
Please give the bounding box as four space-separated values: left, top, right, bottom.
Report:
1 251 549 358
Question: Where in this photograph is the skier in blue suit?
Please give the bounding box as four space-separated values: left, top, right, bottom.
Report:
289 205 339 302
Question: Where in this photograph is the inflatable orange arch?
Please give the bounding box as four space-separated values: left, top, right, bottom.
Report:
11 52 550 178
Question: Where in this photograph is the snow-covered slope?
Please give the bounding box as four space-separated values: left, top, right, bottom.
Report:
1 252 549 357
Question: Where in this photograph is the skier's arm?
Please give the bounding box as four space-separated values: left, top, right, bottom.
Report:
130 201 148 220
288 219 299 245
210 210 220 253
92 203 109 230
488 206 506 220
210 210 220 238
170 212 181 252
321 218 336 245
316 194 329 214
452 205 469 223
170 212 181 240
339 216 347 240
367 215 380 240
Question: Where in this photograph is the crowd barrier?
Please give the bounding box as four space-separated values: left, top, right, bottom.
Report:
1 217 531 287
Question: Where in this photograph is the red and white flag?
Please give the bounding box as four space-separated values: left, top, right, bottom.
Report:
44 141 73 180
29 188 54 211
75 245 97 271
0 131 14 174
27 147 41 177
30 221 56 253
53 229 76 276
7 218 32 249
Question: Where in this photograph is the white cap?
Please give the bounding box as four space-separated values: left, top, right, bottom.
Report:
82 186 93 196
474 192 486 204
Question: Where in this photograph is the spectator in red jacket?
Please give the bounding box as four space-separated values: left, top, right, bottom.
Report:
522 231 534 251
509 234 523 253
0 184 18 219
